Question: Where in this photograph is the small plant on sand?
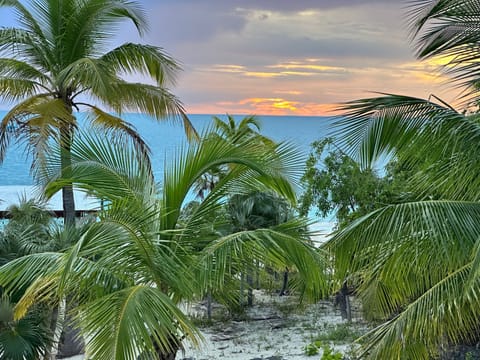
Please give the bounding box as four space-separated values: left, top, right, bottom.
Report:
304 341 321 356
304 340 343 359
320 343 343 360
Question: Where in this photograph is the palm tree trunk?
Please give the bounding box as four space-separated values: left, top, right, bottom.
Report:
247 266 254 306
239 271 245 307
279 267 289 296
46 298 66 360
206 289 212 322
60 125 76 228
154 334 181 360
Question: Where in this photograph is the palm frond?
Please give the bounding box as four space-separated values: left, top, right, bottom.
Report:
83 105 151 160
0 95 71 168
406 0 480 101
58 57 116 95
329 200 480 317
0 252 63 297
87 80 197 140
356 263 480 359
161 136 301 232
41 131 156 204
100 43 180 86
78 285 200 360
200 219 329 301
0 78 47 102
0 58 50 86
0 27 52 71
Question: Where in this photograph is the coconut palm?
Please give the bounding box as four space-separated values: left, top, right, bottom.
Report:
324 1 480 357
0 0 195 227
194 114 273 200
0 131 327 359
211 114 273 146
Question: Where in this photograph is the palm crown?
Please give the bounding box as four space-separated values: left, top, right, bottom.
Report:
0 0 195 225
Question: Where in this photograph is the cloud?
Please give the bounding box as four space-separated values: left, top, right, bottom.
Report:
0 0 458 116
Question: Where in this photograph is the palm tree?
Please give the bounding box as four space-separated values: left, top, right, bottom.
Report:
0 131 327 359
194 114 273 200
324 1 480 358
227 191 294 304
0 0 195 227
0 199 55 360
211 114 273 146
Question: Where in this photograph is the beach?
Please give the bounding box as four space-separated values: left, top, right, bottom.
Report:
65 291 368 360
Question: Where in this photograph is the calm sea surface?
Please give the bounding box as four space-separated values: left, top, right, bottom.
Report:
0 113 335 186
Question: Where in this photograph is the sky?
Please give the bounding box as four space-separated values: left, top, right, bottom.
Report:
1 0 458 116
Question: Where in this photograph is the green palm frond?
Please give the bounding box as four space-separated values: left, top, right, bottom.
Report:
101 43 180 86
0 252 63 297
407 0 480 58
356 263 480 360
0 58 50 85
335 94 480 201
105 81 185 117
84 105 151 159
89 80 196 139
78 285 200 360
58 57 117 95
334 94 464 166
0 1 44 38
330 200 480 279
200 219 328 301
2 97 74 175
328 199 480 357
0 78 46 102
41 132 155 204
407 0 480 100
161 136 301 232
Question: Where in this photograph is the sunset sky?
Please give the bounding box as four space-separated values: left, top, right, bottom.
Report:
0 0 459 116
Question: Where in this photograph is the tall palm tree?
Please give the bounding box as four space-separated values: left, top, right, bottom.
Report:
325 1 480 358
0 131 327 359
0 0 195 227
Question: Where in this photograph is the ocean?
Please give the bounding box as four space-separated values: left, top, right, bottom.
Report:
0 113 337 235
0 113 335 186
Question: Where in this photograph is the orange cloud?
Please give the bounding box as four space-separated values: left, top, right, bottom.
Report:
187 97 340 116
208 64 246 73
243 71 283 78
270 63 346 72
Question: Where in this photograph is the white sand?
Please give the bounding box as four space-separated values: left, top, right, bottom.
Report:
64 291 367 360
180 291 365 360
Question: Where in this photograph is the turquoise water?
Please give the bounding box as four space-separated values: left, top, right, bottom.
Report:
0 113 335 186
